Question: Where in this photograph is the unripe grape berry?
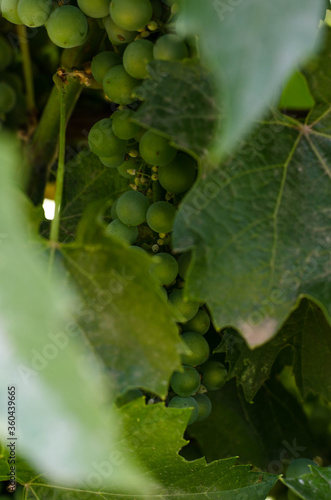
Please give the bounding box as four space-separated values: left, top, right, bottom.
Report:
2 0 23 24
91 51 121 85
99 153 125 168
181 332 209 367
103 65 140 105
88 118 127 157
182 309 210 335
286 458 317 478
112 109 141 140
123 39 154 79
170 365 200 397
146 201 176 233
17 0 52 27
77 0 110 18
139 130 177 166
46 6 88 49
194 393 212 422
0 82 17 114
200 360 227 391
153 34 188 61
106 219 138 245
110 0 153 31
168 289 199 322
158 153 196 194
168 395 199 425
103 15 137 45
116 190 150 226
0 36 13 71
149 252 178 285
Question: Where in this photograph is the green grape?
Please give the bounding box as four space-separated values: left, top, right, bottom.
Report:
106 219 138 245
46 6 88 49
286 458 317 478
170 365 200 397
123 39 154 79
168 289 199 322
0 36 13 71
181 332 209 367
91 51 121 84
99 153 125 168
168 396 199 425
2 0 22 24
149 252 178 285
112 109 141 140
88 118 127 157
116 388 143 407
103 65 140 105
178 251 191 280
116 190 150 226
153 34 188 61
182 309 210 335
103 15 137 45
77 0 110 18
17 0 52 27
0 82 16 114
139 130 177 166
111 199 118 220
200 360 227 391
158 153 196 194
146 201 176 233
110 0 152 31
194 393 212 422
117 157 139 179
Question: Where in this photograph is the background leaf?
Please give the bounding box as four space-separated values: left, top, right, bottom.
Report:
59 151 129 242
177 0 326 158
173 106 331 345
0 399 278 499
0 133 143 492
217 299 331 401
187 378 315 471
282 466 331 499
61 234 182 398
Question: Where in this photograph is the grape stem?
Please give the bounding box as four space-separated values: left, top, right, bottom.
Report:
17 24 36 126
48 84 67 274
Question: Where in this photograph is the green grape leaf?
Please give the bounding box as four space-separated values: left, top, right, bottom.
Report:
0 134 143 492
61 234 182 398
282 466 331 499
216 299 331 401
135 60 218 158
187 379 315 472
59 151 129 242
177 0 326 158
0 399 278 499
173 104 331 346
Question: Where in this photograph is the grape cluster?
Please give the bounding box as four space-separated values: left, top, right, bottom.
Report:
1 0 229 426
